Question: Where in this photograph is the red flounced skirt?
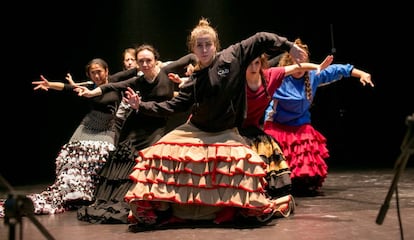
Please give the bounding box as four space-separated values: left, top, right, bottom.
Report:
263 121 329 192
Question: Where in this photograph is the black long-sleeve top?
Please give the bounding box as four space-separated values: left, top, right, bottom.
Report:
61 68 138 115
98 54 198 151
137 32 293 132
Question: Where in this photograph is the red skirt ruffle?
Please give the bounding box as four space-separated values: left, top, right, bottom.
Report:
263 122 329 189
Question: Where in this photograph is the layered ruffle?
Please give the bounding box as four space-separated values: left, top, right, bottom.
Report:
125 123 275 222
263 122 328 189
28 140 114 215
239 126 291 198
77 140 137 224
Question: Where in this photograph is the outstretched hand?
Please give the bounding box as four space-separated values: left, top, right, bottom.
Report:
359 72 374 87
32 75 50 91
125 87 140 110
73 86 91 97
316 55 334 74
65 73 76 85
168 73 190 88
168 73 182 84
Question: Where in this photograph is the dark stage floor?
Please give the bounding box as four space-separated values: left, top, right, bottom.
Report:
1 167 414 240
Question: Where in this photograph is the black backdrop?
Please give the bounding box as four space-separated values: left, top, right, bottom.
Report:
3 1 412 186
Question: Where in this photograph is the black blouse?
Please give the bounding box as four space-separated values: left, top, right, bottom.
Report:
138 32 293 132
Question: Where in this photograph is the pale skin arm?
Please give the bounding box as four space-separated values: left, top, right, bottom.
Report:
167 63 194 88
65 73 76 85
284 55 334 75
32 73 81 91
74 86 103 97
351 68 374 87
32 75 65 91
167 56 332 88
168 73 190 88
168 63 194 88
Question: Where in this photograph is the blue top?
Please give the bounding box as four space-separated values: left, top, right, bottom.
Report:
264 64 354 126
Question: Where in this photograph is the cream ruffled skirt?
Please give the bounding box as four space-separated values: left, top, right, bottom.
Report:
124 122 281 224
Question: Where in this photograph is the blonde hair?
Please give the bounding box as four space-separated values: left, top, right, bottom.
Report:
123 48 136 59
187 17 221 53
278 38 312 101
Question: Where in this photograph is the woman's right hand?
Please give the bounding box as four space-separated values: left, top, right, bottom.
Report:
74 86 100 98
125 87 140 110
32 75 51 91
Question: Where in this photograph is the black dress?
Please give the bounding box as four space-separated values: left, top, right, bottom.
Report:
77 55 196 223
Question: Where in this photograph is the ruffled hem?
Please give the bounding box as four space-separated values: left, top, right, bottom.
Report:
239 126 291 198
125 124 274 221
77 141 137 223
264 122 328 186
126 194 295 227
126 142 269 207
29 140 114 215
0 199 5 218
